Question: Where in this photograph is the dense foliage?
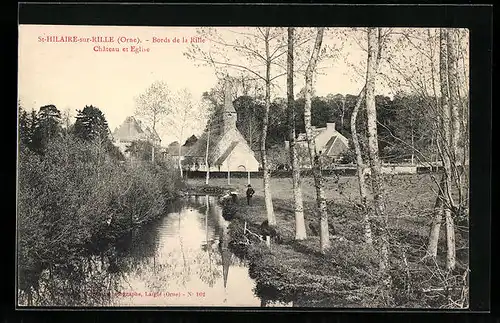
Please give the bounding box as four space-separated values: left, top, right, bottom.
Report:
17 103 181 305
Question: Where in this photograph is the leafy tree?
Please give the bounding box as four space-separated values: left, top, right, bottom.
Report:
135 81 172 162
233 95 265 151
31 105 62 153
73 105 110 141
126 140 154 162
18 104 36 150
73 105 123 162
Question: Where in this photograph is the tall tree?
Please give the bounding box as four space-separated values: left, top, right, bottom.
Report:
73 105 110 142
303 27 332 253
351 28 384 246
445 28 460 271
166 88 207 178
426 29 457 271
350 87 372 245
186 27 292 226
287 27 307 240
73 105 113 177
260 27 278 226
32 104 62 153
135 80 171 163
365 28 391 294
18 103 32 149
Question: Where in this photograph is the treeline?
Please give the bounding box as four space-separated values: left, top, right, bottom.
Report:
206 91 465 163
17 103 181 305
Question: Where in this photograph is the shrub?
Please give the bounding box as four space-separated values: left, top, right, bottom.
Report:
17 134 181 302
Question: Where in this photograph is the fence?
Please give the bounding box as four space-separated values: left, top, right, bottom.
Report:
184 165 447 179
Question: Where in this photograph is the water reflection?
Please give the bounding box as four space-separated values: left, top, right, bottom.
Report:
19 195 264 307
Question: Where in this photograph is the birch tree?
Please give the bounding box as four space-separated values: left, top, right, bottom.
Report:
349 29 385 246
425 29 459 271
303 27 332 252
134 80 171 163
375 28 468 272
167 88 208 178
444 28 460 271
287 27 306 240
365 28 392 288
185 27 292 226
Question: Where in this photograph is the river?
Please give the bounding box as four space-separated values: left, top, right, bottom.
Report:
19 195 291 307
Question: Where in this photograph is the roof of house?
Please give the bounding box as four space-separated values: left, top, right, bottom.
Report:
296 127 326 141
112 116 161 143
214 141 239 165
184 131 223 162
184 128 256 166
166 143 191 156
322 135 348 156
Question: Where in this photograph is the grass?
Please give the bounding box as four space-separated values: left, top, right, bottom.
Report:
186 174 469 308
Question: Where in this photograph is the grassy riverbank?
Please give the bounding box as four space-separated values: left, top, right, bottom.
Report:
187 176 469 308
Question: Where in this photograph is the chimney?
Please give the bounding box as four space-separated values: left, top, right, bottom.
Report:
326 123 336 131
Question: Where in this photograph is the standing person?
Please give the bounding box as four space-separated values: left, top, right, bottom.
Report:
246 184 255 206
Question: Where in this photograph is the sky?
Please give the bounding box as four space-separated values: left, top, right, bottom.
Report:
18 25 467 145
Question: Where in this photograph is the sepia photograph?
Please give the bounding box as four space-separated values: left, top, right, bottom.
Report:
17 24 470 308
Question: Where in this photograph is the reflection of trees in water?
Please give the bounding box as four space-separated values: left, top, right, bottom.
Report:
18 195 249 306
18 255 122 306
123 247 223 293
195 247 222 288
109 195 228 297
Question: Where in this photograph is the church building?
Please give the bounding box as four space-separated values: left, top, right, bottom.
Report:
184 81 260 172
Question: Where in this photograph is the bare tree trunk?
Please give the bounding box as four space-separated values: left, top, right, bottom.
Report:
427 175 445 258
444 206 456 271
178 141 184 178
446 28 459 271
350 87 372 245
426 29 447 258
304 28 332 253
261 28 276 226
410 119 415 165
205 121 211 185
152 115 156 163
447 28 461 162
351 30 384 247
437 28 456 272
365 28 389 274
341 96 346 130
287 27 307 240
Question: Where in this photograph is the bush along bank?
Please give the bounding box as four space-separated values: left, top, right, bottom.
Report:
17 135 183 304
223 195 469 308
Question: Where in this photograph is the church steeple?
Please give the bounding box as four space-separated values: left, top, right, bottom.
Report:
223 80 237 133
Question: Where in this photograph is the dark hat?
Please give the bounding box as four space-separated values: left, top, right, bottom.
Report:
247 184 252 187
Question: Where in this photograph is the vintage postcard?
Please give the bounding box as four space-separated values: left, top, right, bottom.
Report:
17 24 470 308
